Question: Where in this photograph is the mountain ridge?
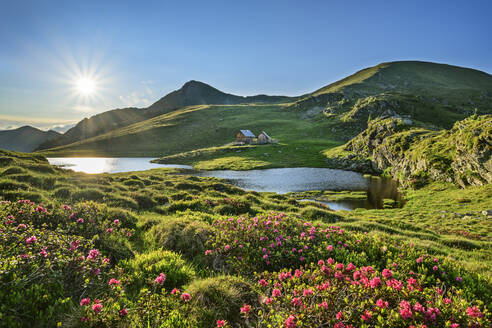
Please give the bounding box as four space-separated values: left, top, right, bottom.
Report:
37 81 298 150
0 126 60 152
37 60 492 157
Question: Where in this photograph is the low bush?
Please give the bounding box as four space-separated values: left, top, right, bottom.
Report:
175 182 203 191
134 194 155 209
185 275 259 327
250 261 490 327
53 186 72 199
1 166 25 175
119 249 196 296
123 179 145 188
300 206 342 222
147 217 213 263
72 188 105 201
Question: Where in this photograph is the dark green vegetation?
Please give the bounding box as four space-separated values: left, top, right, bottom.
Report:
0 126 60 152
0 149 491 327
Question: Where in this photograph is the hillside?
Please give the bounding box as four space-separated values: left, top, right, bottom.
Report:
0 126 60 152
324 114 492 188
38 81 297 150
38 61 492 171
38 103 344 164
293 61 492 130
0 149 491 326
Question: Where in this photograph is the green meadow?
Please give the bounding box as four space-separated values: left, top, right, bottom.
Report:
1 148 491 326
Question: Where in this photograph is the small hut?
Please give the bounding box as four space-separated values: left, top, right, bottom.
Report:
257 131 272 144
236 130 256 144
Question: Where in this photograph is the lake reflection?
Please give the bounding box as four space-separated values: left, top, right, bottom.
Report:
47 157 193 174
195 168 402 210
47 158 401 211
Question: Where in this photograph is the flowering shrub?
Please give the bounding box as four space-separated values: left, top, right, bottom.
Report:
3 200 136 263
204 197 252 215
251 261 490 327
119 249 196 296
0 202 114 327
205 213 486 301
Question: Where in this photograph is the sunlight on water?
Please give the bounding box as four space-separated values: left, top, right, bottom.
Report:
47 158 193 174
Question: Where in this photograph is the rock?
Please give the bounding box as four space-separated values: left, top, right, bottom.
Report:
402 118 413 125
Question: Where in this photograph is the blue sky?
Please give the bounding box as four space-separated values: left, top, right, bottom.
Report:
1 0 491 130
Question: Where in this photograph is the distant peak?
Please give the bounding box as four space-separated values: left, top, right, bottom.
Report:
17 125 39 131
181 80 212 89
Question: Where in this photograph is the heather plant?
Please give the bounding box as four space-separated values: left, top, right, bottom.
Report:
205 212 490 302
119 249 196 296
248 261 490 327
146 216 213 263
0 201 114 327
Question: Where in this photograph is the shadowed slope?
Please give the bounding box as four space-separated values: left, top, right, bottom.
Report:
0 126 60 152
37 81 297 150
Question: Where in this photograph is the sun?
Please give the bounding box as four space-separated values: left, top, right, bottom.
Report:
75 77 97 95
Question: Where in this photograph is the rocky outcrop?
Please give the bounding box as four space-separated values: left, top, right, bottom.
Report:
326 115 492 188
451 118 492 187
292 92 344 111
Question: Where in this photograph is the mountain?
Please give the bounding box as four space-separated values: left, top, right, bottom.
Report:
293 61 492 129
38 61 492 159
0 126 60 152
37 81 297 150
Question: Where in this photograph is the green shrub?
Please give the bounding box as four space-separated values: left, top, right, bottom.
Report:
154 195 169 205
300 206 342 222
72 188 105 201
147 217 213 263
185 275 259 327
1 190 44 203
170 192 193 201
175 182 203 191
208 183 244 195
123 179 145 188
8 174 55 189
1 166 25 175
166 200 207 213
27 164 55 174
120 249 196 296
134 194 156 209
107 195 139 210
53 187 71 199
0 157 14 166
442 237 481 250
0 179 30 191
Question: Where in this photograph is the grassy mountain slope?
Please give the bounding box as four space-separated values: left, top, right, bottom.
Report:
294 61 492 130
38 81 297 150
312 60 492 98
40 61 492 170
0 126 60 152
39 103 344 163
